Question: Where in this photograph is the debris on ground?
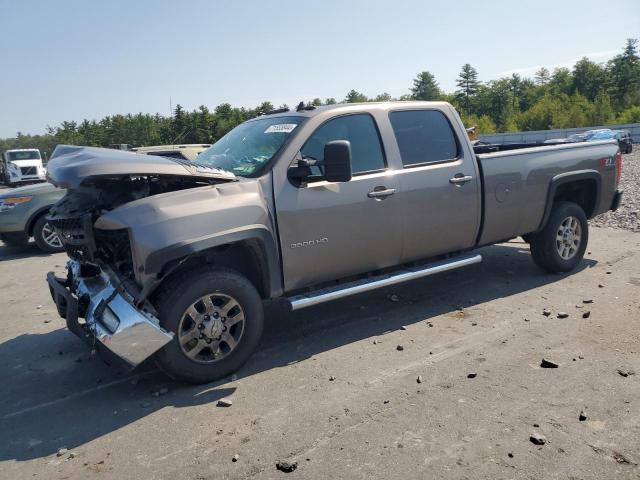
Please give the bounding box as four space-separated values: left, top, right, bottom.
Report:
582 311 591 319
426 322 434 327
276 460 298 473
417 375 423 384
542 309 551 317
372 339 378 345
232 454 239 462
530 432 547 445
508 452 514 458
56 448 68 457
557 312 569 319
68 452 77 459
579 410 588 421
583 299 593 304
43 319 51 323
400 325 407 330
329 375 336 381
217 398 233 407
540 358 559 368
598 283 605 288
467 372 477 378
396 345 404 351
617 368 636 377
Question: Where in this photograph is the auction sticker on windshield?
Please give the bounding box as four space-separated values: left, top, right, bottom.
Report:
264 124 298 134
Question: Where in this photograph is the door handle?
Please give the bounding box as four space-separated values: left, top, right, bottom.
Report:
449 174 473 185
367 187 396 199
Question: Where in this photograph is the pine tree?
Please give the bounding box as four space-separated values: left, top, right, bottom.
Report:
411 71 442 101
455 64 480 111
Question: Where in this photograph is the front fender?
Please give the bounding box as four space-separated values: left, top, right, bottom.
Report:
94 179 282 296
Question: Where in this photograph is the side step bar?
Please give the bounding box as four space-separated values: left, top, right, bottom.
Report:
288 253 482 311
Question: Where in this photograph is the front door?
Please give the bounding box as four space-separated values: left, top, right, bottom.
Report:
275 113 402 292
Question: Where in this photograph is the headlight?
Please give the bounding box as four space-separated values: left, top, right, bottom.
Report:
0 196 33 212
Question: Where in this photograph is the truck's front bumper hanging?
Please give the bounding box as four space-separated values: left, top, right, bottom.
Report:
47 261 173 368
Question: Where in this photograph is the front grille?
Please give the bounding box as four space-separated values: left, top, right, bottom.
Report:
20 166 37 175
49 215 96 262
94 229 133 276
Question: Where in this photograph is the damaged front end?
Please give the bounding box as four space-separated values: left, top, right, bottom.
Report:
45 145 236 368
47 261 173 368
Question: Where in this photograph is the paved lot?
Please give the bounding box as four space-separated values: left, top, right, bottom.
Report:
1 225 639 479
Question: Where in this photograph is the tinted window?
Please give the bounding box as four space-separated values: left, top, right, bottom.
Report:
390 110 459 166
301 114 385 174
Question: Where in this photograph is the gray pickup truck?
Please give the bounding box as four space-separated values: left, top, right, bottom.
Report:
45 101 623 383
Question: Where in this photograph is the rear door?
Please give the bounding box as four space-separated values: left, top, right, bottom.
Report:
275 113 402 291
388 109 481 263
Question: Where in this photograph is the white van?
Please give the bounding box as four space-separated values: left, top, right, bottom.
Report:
1 149 47 186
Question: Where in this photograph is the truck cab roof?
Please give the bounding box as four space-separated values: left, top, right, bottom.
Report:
259 101 454 120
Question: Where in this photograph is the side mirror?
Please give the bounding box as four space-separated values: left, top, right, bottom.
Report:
323 140 352 183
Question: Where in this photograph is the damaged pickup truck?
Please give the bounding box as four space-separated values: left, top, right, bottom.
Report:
46 101 623 383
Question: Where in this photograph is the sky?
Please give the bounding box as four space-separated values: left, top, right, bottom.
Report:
0 0 638 137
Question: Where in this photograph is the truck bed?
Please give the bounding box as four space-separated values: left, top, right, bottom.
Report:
475 140 619 246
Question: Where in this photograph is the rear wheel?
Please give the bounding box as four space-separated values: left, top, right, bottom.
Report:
529 201 588 273
153 267 264 384
33 215 64 253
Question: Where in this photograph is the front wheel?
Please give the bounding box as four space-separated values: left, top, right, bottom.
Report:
529 201 588 273
153 268 264 384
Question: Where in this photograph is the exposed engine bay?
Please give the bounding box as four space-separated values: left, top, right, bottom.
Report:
48 175 228 281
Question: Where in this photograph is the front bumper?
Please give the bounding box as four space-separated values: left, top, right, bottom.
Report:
47 261 173 368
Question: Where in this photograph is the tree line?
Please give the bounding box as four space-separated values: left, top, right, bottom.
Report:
2 38 639 159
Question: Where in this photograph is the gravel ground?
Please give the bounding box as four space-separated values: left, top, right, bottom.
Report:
591 149 640 232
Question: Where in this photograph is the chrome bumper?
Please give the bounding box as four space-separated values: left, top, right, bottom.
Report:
47 260 173 368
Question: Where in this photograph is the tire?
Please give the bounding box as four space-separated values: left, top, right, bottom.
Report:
33 215 65 253
0 232 29 247
529 201 588 273
153 267 264 384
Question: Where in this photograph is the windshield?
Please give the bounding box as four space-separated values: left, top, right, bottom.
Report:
587 131 615 140
196 116 303 176
8 150 40 161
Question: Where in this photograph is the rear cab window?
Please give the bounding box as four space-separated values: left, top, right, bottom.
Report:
389 110 459 166
301 114 386 177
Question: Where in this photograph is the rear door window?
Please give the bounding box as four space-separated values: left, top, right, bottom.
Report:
389 110 459 166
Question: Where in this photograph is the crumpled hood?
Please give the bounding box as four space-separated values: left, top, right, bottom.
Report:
46 145 236 189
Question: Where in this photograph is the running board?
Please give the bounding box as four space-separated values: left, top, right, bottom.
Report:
288 254 482 311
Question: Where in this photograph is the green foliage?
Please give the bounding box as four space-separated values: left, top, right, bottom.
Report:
455 64 480 112
617 105 640 124
572 57 607 101
411 71 442 101
344 89 369 103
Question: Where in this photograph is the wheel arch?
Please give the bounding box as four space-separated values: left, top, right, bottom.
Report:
536 170 601 232
145 228 282 301
26 205 54 236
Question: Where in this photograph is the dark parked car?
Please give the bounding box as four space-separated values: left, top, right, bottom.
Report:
613 130 633 154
